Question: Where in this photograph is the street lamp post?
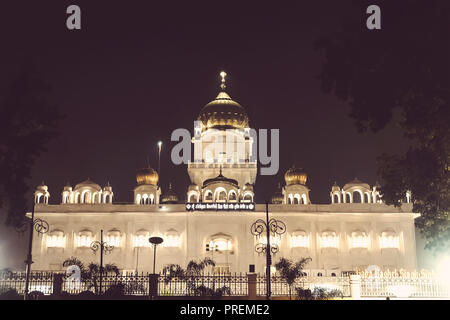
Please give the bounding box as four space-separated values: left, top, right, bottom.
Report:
149 236 164 274
250 201 286 300
157 141 162 182
90 229 114 295
23 203 49 300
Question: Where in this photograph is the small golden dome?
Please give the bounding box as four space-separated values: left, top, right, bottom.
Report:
136 167 158 186
161 183 178 204
284 165 307 186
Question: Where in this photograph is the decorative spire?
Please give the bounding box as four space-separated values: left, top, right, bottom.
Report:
220 71 227 91
219 165 223 176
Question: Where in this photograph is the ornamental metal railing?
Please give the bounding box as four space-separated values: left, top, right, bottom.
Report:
158 272 248 296
1 270 449 298
256 274 351 297
360 275 450 298
0 271 54 295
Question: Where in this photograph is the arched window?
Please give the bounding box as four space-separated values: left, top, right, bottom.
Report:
353 191 362 203
47 230 65 248
290 230 309 248
345 193 351 203
105 229 121 247
321 231 338 248
380 230 399 249
333 194 340 204
208 234 233 252
243 193 253 202
82 192 91 204
293 197 299 204
204 190 213 202
351 231 369 248
164 229 181 248
77 230 93 247
189 194 198 202
216 190 227 202
228 191 237 202
134 230 150 248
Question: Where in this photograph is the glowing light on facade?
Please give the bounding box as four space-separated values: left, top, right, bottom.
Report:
164 230 181 247
380 231 399 249
290 231 309 248
351 231 369 248
321 231 338 248
47 232 65 248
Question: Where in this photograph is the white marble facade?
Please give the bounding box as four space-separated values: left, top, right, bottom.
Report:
28 73 418 275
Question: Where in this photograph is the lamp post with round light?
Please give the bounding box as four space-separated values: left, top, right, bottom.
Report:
23 203 49 300
250 202 286 300
90 229 114 295
149 236 164 274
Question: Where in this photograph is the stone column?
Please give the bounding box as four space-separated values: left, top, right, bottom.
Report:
350 275 361 299
247 273 257 300
52 273 64 296
148 273 159 299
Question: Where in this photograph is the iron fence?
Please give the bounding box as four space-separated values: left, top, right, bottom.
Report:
158 273 248 296
61 272 150 295
0 271 54 295
1 271 449 298
256 274 351 297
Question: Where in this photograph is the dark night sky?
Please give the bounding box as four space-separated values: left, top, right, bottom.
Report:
0 1 413 268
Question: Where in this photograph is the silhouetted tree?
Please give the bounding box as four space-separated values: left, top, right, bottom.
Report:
62 257 120 295
316 0 449 251
0 62 61 227
163 258 231 296
275 257 311 299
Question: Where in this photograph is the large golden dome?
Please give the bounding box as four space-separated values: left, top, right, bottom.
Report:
284 165 307 186
198 72 249 130
136 167 159 186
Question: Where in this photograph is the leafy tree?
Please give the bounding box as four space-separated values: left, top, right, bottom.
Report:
62 257 120 295
274 257 311 299
163 258 230 297
315 0 449 251
0 62 61 227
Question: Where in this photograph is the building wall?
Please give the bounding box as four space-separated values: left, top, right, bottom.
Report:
30 203 418 275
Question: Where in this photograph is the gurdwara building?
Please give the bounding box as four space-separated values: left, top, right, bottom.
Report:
29 73 418 276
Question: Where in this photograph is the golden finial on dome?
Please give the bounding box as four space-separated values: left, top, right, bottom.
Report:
220 71 227 91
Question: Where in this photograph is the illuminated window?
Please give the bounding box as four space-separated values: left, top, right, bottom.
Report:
208 233 233 252
290 230 309 248
243 193 253 202
164 229 180 248
105 229 121 247
77 230 93 247
380 230 399 249
134 230 150 248
47 230 65 248
216 190 227 202
351 231 369 248
321 231 338 248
